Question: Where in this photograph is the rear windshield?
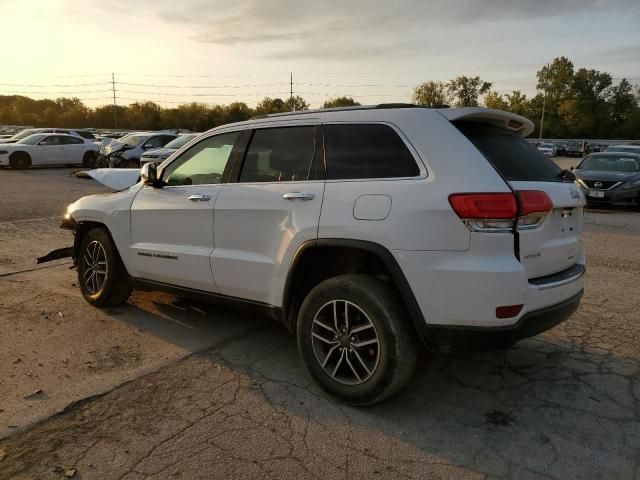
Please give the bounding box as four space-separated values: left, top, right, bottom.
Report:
454 121 563 182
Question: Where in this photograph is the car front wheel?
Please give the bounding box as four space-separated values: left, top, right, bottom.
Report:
297 274 418 405
77 227 132 307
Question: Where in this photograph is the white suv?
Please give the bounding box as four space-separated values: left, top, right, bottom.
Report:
62 105 586 405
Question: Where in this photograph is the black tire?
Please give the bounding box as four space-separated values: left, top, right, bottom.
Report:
77 227 132 307
82 151 97 168
9 152 30 169
297 274 418 405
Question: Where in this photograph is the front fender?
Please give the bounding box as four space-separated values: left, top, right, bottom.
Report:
66 186 141 268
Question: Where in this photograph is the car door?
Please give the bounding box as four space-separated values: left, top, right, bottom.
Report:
212 123 324 306
59 135 85 164
37 135 65 164
128 131 244 292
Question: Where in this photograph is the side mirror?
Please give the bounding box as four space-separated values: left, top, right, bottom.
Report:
140 162 161 187
570 166 575 171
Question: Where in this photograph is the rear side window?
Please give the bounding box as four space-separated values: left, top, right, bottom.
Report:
454 121 562 182
239 126 315 183
325 124 419 180
61 136 84 145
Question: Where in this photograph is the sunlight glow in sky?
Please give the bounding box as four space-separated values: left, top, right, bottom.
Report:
1 0 639 108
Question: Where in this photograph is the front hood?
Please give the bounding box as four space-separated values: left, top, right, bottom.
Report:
75 168 141 190
142 147 175 158
574 169 640 183
100 139 127 156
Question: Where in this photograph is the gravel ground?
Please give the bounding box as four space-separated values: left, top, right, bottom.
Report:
0 165 639 480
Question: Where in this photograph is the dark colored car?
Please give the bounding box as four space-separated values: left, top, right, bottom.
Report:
565 141 591 158
574 152 640 207
553 142 567 156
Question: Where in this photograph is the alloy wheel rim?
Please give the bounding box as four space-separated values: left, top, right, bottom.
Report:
311 299 380 386
83 240 108 295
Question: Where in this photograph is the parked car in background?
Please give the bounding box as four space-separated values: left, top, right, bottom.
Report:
590 143 608 153
573 152 640 207
97 132 177 168
61 105 585 405
565 140 591 157
0 133 99 168
139 133 200 166
538 142 557 158
0 128 95 144
553 142 567 156
605 144 640 154
0 134 14 141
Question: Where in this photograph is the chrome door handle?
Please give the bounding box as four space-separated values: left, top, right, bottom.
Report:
187 194 211 202
283 192 315 201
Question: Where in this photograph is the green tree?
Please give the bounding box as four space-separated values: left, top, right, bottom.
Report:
411 81 449 106
284 95 309 112
483 91 509 111
609 79 637 132
505 90 529 117
447 76 492 107
323 96 360 108
254 97 287 116
222 102 252 124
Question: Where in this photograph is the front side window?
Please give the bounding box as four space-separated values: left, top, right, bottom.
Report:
163 132 239 186
325 124 420 180
239 126 316 183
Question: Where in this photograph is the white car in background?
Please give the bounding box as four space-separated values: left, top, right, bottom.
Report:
0 127 96 144
0 133 99 169
538 143 557 158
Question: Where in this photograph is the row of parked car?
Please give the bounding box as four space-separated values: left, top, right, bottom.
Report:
534 140 620 158
0 127 196 169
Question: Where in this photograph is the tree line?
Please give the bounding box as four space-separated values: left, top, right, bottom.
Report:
1 57 638 138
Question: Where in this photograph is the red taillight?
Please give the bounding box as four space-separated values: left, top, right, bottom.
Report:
496 304 523 319
517 190 553 216
448 193 517 219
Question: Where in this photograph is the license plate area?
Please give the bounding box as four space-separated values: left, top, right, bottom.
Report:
588 190 605 198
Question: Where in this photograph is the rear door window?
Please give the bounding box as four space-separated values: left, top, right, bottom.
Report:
239 126 316 183
324 123 420 180
454 121 563 182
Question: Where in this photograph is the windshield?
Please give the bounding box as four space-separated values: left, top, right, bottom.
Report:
11 129 38 141
164 134 198 150
606 146 640 154
579 154 640 172
567 142 581 148
540 143 554 148
17 134 46 145
119 134 147 147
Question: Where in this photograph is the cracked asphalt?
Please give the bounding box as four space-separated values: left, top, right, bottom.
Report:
1 166 639 479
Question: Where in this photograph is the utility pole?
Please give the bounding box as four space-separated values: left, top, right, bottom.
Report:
111 72 118 129
290 72 294 111
539 62 549 140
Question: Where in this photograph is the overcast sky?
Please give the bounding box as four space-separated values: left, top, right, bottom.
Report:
1 0 639 107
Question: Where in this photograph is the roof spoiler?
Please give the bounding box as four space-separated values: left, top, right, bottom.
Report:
436 107 535 137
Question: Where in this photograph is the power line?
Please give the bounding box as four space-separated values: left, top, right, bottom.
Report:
116 81 286 89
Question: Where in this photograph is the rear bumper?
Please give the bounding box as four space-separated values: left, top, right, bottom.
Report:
425 290 583 349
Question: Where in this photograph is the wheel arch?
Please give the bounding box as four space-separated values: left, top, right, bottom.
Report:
9 151 31 165
72 221 120 266
282 239 430 347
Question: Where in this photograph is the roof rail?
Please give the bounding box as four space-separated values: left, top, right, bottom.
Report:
250 103 445 120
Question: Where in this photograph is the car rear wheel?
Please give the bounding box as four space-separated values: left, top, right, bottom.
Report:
297 274 418 405
9 152 30 169
77 227 132 307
